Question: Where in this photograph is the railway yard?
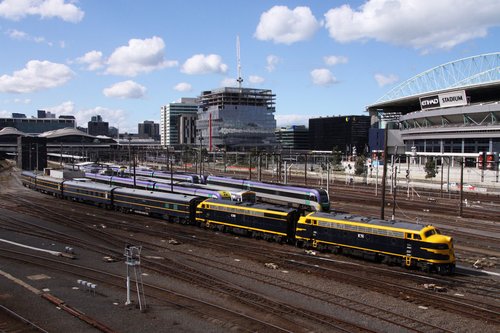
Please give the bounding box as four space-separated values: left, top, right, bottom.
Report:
0 160 499 332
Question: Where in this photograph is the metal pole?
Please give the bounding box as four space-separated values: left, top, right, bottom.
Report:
447 157 451 198
248 153 252 180
326 162 330 193
170 159 173 192
258 154 262 181
380 127 389 220
407 158 410 199
459 157 464 217
304 154 308 185
440 157 444 198
392 166 397 220
284 160 288 184
125 264 131 305
133 147 136 187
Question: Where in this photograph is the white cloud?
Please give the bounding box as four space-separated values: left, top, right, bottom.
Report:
0 110 11 118
173 82 192 92
310 68 337 86
5 28 54 46
266 55 280 72
0 0 84 22
324 55 348 66
103 80 146 99
248 75 265 85
44 101 129 131
374 73 399 87
220 77 238 87
76 50 104 71
255 6 320 44
14 98 31 104
0 60 74 93
181 54 228 75
275 114 310 127
106 36 178 77
324 0 500 52
6 29 28 39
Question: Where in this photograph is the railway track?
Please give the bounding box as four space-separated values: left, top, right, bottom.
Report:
2 169 499 332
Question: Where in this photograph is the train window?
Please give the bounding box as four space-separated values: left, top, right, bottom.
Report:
414 234 421 240
424 229 436 238
305 219 311 224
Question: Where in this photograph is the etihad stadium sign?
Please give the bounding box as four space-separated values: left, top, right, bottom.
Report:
420 90 467 110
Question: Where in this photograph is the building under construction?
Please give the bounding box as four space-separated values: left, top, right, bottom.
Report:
197 87 277 151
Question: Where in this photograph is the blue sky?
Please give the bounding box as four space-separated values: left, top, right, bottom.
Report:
1 0 499 133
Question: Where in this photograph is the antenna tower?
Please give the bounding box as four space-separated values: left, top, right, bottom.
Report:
236 35 243 89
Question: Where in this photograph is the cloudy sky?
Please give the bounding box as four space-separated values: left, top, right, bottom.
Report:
0 0 499 132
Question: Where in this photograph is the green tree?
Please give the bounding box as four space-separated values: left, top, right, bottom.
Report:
354 155 367 176
424 158 438 178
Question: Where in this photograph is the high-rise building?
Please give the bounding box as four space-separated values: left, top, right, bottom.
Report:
160 98 198 146
88 115 109 136
197 87 277 151
275 125 309 151
138 120 160 141
308 115 371 153
37 110 56 119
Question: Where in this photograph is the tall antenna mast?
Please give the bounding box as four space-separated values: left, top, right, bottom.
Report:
236 35 243 89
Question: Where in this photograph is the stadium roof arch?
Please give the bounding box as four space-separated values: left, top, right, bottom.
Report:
367 52 500 113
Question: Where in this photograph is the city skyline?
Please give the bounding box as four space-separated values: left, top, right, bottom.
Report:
1 1 500 132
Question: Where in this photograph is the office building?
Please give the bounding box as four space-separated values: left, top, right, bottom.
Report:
88 115 109 136
309 115 370 153
138 120 160 141
197 87 277 151
275 125 309 151
160 98 198 146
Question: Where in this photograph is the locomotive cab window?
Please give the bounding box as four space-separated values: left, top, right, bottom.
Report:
424 229 436 238
413 234 421 240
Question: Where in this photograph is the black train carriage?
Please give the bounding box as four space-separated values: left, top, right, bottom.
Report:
112 187 203 224
196 199 300 243
20 171 37 189
62 180 115 207
21 170 64 197
296 212 455 274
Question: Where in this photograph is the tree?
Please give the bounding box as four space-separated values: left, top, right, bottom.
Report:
424 157 438 178
354 155 367 176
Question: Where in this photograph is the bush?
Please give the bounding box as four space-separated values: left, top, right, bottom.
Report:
424 158 438 178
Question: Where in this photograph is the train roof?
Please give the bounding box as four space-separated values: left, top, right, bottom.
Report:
202 198 296 213
113 186 200 202
310 211 426 232
64 180 117 191
32 174 65 183
207 175 326 193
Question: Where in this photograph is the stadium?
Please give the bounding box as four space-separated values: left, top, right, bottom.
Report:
367 52 500 169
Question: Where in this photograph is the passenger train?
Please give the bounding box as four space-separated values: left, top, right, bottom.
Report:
85 173 231 200
205 175 330 212
21 171 455 274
